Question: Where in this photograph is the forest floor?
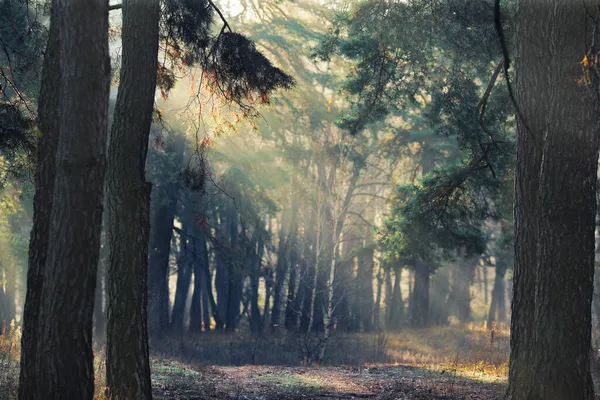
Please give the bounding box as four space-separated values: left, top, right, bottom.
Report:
7 324 599 399
149 326 510 400
151 360 506 399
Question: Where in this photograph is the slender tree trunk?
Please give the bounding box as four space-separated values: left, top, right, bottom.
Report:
284 236 298 330
384 266 393 327
410 260 429 328
389 267 403 329
215 211 228 327
374 262 383 331
496 272 506 323
94 253 106 342
250 227 263 333
18 3 60 395
171 249 192 333
507 2 598 398
27 0 110 396
452 256 477 324
225 207 241 332
190 227 210 332
357 245 374 331
148 135 185 339
272 213 289 331
483 264 488 305
262 266 272 332
300 215 316 333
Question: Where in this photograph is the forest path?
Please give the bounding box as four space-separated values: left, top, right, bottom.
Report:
151 360 507 399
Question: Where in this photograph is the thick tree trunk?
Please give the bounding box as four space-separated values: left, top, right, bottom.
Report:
410 260 429 328
18 3 60 396
26 0 110 396
507 2 598 398
105 0 160 397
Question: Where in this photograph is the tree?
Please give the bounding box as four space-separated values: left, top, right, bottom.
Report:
505 1 599 399
19 0 110 397
105 0 160 397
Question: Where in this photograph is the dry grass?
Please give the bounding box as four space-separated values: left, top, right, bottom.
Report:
0 325 510 399
0 320 21 400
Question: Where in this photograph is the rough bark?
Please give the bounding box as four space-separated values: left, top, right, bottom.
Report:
28 0 110 396
18 3 60 396
506 2 598 398
105 0 160 397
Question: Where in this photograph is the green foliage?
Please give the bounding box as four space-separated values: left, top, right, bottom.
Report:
0 0 45 180
319 0 515 263
158 0 294 111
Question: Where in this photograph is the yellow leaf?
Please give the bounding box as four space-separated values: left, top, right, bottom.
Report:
583 55 591 68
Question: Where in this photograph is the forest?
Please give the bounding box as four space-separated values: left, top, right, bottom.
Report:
0 0 598 399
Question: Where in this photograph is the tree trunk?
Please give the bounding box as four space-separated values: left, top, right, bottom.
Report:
105 0 160 396
483 263 488 305
357 245 374 331
250 226 264 333
271 221 288 331
373 262 383 331
190 226 210 332
507 2 598 398
171 247 192 333
451 256 477 324
215 211 228 327
225 207 241 332
389 267 403 329
284 235 298 330
94 252 106 343
18 2 60 396
27 0 110 396
410 260 429 328
384 266 393 327
147 135 185 339
487 264 506 327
